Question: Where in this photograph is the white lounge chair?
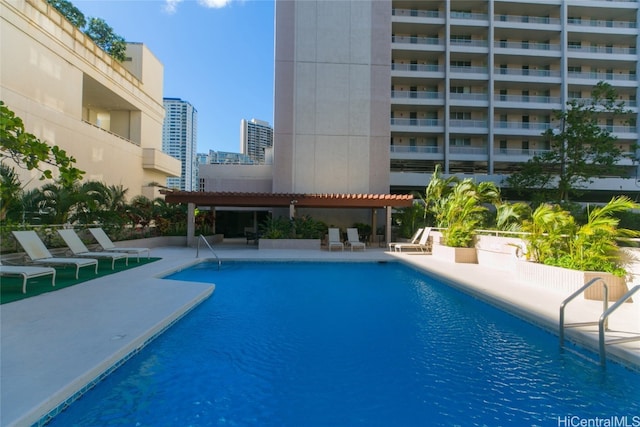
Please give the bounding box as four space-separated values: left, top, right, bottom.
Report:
327 228 344 251
58 229 128 269
388 228 423 251
11 231 98 279
346 228 366 251
88 228 150 262
394 227 432 253
0 260 56 293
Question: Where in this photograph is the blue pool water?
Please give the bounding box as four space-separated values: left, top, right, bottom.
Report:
50 261 639 426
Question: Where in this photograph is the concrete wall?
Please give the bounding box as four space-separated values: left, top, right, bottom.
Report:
273 0 392 194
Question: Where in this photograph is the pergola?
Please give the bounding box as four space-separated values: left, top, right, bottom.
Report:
162 191 415 245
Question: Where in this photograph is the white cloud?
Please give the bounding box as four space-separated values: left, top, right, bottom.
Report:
163 0 183 14
197 0 234 8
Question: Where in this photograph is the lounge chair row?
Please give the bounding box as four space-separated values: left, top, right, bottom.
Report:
1 228 150 293
327 228 366 251
388 227 432 253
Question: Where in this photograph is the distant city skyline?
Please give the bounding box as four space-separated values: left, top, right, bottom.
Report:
75 0 275 154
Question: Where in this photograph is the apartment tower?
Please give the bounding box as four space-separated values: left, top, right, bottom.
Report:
162 98 198 191
274 0 640 198
241 118 274 164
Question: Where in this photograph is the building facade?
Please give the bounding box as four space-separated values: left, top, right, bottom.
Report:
274 0 640 198
162 98 198 191
1 0 181 199
240 118 274 164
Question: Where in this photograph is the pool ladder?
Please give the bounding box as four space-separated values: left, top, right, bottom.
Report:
559 277 640 366
196 234 221 270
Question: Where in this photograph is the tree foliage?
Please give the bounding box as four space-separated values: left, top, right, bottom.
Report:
46 1 126 62
85 18 127 62
46 0 86 28
507 82 633 202
0 101 84 189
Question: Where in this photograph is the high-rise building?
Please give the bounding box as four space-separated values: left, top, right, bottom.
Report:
274 0 640 199
241 119 274 164
162 98 198 191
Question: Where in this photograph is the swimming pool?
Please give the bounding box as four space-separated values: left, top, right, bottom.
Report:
50 261 640 426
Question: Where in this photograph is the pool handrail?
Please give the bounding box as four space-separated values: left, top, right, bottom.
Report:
598 285 640 366
196 234 221 270
559 277 608 348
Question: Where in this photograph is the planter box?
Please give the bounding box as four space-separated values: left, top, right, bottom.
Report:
258 239 321 250
475 235 526 272
432 244 477 264
516 261 629 301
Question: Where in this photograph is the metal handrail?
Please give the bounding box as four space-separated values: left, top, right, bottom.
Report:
598 285 640 366
196 234 221 270
559 277 608 347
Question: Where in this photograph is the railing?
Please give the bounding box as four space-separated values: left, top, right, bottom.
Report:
559 277 609 347
567 17 636 29
495 14 561 25
391 63 444 73
196 234 221 270
598 285 640 366
494 41 561 51
568 45 636 55
568 71 637 81
391 36 443 46
494 94 562 104
494 68 561 78
391 91 443 100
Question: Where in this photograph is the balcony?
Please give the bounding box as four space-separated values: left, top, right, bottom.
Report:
495 14 561 26
494 68 561 79
493 148 551 162
142 148 182 176
450 93 490 107
449 119 489 132
494 94 562 108
391 63 445 79
568 70 637 82
391 35 444 50
494 121 551 135
391 91 444 106
568 45 637 55
494 40 561 54
391 118 444 133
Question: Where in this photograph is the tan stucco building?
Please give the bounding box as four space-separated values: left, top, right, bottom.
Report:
1 0 181 199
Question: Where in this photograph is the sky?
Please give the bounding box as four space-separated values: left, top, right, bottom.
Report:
75 0 275 154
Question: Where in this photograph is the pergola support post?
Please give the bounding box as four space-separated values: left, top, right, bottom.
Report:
187 202 196 247
385 206 392 247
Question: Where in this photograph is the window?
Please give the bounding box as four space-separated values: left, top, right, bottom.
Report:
450 138 471 146
451 60 471 68
450 111 471 120
451 35 472 43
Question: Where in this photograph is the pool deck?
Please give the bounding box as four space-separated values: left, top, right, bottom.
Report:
2 242 639 427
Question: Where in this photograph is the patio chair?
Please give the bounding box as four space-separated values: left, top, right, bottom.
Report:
327 228 344 251
11 231 98 279
0 260 56 293
57 229 129 269
394 227 432 253
388 228 423 251
346 228 366 251
88 228 150 262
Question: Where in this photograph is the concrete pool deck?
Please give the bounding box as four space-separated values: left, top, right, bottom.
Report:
1 242 639 426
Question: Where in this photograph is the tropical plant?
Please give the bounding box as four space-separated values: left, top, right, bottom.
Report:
521 197 640 276
437 179 499 247
293 215 326 239
425 165 501 248
0 163 23 222
0 101 84 188
259 215 293 239
520 203 575 264
493 201 531 232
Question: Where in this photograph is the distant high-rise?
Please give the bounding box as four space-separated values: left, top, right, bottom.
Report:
162 98 198 191
241 119 273 164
